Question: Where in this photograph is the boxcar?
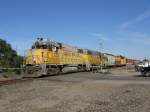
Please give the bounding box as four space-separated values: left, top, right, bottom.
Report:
104 53 115 66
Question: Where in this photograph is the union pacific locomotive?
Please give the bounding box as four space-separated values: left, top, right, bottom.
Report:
24 38 107 77
24 38 138 77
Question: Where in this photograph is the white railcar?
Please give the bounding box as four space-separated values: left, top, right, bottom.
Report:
104 53 115 66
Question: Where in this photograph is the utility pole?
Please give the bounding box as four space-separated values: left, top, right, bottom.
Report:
99 42 103 72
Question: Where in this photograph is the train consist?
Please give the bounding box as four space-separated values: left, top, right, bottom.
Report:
23 38 138 77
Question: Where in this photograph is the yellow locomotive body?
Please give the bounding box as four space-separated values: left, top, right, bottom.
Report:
24 38 107 77
26 48 84 65
115 56 126 66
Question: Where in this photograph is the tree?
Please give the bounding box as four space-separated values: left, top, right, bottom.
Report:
0 38 23 68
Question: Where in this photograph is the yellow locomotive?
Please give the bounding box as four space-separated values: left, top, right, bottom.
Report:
24 38 107 77
115 55 126 66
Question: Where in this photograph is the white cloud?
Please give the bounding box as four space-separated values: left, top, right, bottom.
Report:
89 32 109 41
130 33 150 45
120 9 150 28
117 30 150 45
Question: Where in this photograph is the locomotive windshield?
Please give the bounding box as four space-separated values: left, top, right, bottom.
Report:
31 38 61 51
32 43 48 49
32 44 48 49
32 38 49 49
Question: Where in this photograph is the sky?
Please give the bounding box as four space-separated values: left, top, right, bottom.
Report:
0 0 150 59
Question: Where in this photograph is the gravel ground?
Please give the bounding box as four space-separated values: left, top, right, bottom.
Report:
0 68 150 112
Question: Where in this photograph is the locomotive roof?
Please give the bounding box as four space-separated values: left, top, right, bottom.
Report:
33 38 103 54
104 53 115 57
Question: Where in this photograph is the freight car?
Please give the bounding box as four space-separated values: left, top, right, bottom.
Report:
23 38 107 77
104 53 115 67
126 59 139 65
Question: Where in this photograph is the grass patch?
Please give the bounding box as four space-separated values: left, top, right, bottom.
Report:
1 69 22 78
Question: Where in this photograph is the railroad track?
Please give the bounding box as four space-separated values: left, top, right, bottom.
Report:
0 78 34 86
0 74 53 86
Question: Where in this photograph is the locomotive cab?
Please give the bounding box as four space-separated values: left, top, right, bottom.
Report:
25 38 61 65
25 38 49 65
24 38 62 77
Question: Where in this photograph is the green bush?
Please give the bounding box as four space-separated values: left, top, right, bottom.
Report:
0 38 23 68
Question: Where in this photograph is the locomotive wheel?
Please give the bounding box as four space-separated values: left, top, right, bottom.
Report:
47 67 60 75
144 72 150 77
52 67 60 75
23 66 42 78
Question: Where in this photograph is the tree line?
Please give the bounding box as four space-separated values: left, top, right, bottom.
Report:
0 38 23 68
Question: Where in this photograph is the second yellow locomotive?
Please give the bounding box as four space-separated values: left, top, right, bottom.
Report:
24 38 107 77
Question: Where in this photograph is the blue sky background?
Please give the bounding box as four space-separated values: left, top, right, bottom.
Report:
0 0 150 59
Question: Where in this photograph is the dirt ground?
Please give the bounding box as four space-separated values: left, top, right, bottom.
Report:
0 67 150 112
109 66 140 76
